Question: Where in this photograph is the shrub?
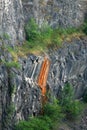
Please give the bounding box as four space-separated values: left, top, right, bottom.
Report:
15 98 64 130
40 23 53 38
25 18 40 41
43 99 63 122
64 100 82 120
60 83 82 120
15 116 51 130
4 61 20 69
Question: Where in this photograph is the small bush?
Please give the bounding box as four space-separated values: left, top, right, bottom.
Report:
25 18 40 41
60 83 82 120
44 99 64 122
64 100 82 120
15 98 64 130
15 116 51 130
40 23 53 38
5 61 20 69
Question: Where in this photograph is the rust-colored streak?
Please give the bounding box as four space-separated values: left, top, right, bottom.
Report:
37 57 50 96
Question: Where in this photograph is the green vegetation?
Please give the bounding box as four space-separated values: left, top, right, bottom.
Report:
25 19 40 41
43 98 64 122
15 98 63 130
60 83 82 120
15 116 52 130
43 99 64 130
0 33 10 40
1 19 87 61
24 18 84 54
1 18 86 57
0 43 21 69
15 83 84 130
5 61 20 69
1 59 20 69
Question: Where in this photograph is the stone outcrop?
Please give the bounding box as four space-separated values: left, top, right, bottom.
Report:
22 0 84 27
0 0 24 42
0 55 42 130
0 0 87 42
48 37 87 99
0 0 87 130
0 37 87 130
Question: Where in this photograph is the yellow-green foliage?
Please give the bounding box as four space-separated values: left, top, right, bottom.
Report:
1 19 86 61
5 61 20 69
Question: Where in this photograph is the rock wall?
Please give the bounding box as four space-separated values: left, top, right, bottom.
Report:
0 55 42 130
0 0 24 42
0 0 87 42
22 0 85 27
0 0 87 130
0 37 87 130
48 37 87 99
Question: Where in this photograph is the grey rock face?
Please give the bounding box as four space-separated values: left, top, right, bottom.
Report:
0 38 87 130
48 38 87 98
22 0 84 27
0 55 42 130
0 0 24 42
0 0 87 42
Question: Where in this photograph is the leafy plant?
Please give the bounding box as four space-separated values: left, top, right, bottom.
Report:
60 83 82 120
4 61 20 69
15 116 51 130
40 23 53 38
25 18 40 41
43 98 64 122
15 97 64 130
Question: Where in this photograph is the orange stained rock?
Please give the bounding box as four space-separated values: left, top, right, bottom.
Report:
37 57 50 96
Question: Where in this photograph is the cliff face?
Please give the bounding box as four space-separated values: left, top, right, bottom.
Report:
48 38 87 99
22 0 84 27
0 0 87 130
0 37 87 130
0 55 42 130
0 0 24 42
0 0 87 42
